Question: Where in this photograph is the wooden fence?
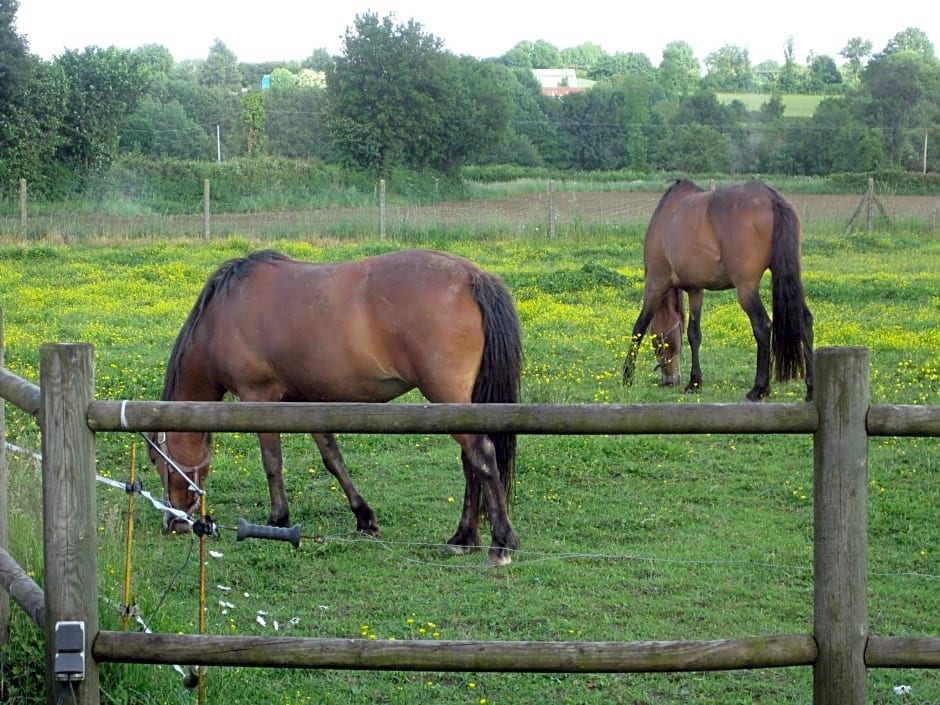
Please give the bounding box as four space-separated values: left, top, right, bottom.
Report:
1 343 939 705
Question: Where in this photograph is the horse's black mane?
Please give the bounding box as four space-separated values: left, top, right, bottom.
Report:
648 179 703 225
161 250 291 401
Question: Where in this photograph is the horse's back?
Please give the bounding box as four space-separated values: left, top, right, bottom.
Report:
200 250 485 403
646 180 777 290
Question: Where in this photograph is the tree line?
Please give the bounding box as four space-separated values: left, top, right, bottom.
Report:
1 1 938 200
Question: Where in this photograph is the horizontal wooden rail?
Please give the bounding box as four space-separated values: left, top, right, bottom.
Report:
865 636 940 668
88 401 819 435
867 404 940 437
0 366 40 416
93 632 818 673
0 547 45 629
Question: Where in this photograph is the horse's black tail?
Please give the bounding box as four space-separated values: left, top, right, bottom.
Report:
470 271 522 499
769 192 813 384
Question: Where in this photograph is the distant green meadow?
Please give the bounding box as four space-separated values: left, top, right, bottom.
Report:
717 93 825 117
1 229 937 704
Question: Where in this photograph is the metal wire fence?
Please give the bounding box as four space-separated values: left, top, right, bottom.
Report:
0 186 938 241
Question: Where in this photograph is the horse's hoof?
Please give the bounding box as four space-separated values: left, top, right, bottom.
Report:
444 535 483 555
444 543 475 556
164 522 191 536
163 515 192 535
485 550 512 568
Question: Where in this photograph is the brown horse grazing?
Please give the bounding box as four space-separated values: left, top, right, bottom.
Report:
149 249 523 567
622 179 814 402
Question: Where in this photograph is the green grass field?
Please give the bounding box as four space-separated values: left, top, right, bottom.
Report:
0 228 937 704
717 93 825 118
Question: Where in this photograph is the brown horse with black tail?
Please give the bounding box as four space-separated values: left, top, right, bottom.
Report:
622 179 814 401
149 249 523 566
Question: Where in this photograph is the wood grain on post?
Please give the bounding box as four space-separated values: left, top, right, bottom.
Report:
813 347 869 705
40 344 99 704
94 632 817 672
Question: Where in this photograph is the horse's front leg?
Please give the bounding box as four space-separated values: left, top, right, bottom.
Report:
258 432 291 527
623 303 655 385
685 289 705 393
740 288 772 401
311 432 378 536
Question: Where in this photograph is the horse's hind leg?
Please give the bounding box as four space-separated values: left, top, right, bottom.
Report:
454 433 518 567
258 432 291 527
312 432 379 536
443 455 484 555
739 288 773 401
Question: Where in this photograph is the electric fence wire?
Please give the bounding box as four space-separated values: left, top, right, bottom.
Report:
7 440 939 582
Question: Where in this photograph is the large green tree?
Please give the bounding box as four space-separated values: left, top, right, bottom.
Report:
0 0 28 103
863 48 940 167
657 41 700 98
561 42 605 72
0 0 66 189
702 44 753 91
776 37 801 92
588 52 653 81
783 96 885 174
55 46 148 178
199 39 241 90
882 27 935 56
840 36 873 87
264 76 330 159
326 12 510 175
552 73 653 171
501 39 563 69
805 54 842 93
478 66 557 167
119 44 214 159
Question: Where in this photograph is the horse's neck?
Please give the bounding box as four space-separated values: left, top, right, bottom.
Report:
167 350 222 403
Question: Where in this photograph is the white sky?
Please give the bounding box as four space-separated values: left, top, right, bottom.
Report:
14 0 938 67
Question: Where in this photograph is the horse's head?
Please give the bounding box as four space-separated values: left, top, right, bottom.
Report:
146 431 211 534
650 288 684 387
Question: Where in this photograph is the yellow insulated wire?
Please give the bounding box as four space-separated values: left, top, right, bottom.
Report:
122 442 137 631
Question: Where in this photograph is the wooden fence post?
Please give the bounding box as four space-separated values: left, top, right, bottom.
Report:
548 179 556 238
40 344 99 705
379 178 386 239
203 179 211 241
19 179 27 239
813 346 869 705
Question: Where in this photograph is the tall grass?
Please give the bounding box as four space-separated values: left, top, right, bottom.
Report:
0 230 937 704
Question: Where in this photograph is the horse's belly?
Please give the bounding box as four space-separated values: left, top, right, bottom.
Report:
291 372 413 403
673 264 733 291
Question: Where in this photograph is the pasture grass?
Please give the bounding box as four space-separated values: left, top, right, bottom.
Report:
0 227 938 704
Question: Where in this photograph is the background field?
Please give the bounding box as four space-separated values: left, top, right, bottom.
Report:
717 93 826 117
0 223 938 704
3 185 939 242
